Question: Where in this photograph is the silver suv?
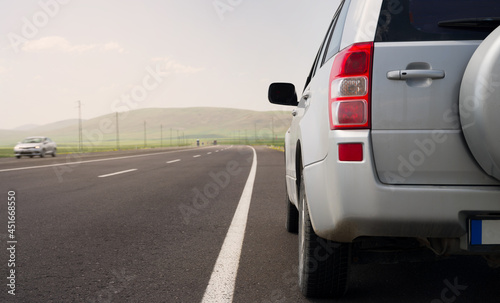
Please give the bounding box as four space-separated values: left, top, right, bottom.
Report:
269 0 500 299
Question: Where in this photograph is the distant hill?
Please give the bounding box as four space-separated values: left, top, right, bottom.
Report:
34 119 82 133
13 124 40 131
0 108 292 147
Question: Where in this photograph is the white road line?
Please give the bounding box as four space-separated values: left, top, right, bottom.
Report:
167 159 181 164
207 152 212 155
98 169 137 178
0 148 211 173
201 146 257 303
193 155 201 158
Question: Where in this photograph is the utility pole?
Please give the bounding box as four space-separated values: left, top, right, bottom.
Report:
116 112 120 150
144 121 147 148
254 123 257 144
77 100 83 152
272 116 275 145
160 124 163 148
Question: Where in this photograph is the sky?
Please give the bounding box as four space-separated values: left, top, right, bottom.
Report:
0 0 340 130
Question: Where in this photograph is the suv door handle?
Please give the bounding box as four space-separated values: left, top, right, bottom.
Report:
387 69 445 80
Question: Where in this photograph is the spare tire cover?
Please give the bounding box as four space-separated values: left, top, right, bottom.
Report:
460 27 500 181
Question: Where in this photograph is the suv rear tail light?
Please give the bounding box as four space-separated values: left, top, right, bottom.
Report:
329 43 373 129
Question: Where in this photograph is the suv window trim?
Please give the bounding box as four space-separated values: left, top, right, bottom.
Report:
321 0 350 66
303 1 345 91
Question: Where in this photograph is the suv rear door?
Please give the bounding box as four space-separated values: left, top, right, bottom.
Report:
370 0 500 185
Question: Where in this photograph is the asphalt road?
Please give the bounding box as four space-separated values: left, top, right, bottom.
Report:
0 146 498 303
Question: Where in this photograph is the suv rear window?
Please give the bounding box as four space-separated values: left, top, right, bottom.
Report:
375 0 500 42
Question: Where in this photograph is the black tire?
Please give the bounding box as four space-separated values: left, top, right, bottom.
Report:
298 173 350 299
15 156 21 159
52 148 57 157
40 149 45 158
286 193 299 233
29 155 34 158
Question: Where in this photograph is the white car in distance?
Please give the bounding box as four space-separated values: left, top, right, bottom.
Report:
14 136 57 159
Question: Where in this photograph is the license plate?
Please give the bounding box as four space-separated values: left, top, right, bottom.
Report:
469 219 500 245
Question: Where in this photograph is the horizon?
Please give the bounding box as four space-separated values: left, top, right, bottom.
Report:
3 106 293 131
0 107 293 149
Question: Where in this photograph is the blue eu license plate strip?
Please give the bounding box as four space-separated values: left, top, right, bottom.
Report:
470 219 500 245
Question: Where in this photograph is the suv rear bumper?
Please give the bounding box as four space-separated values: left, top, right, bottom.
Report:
303 130 500 243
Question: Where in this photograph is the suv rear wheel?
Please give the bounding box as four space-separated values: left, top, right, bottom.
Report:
286 193 299 233
298 173 350 298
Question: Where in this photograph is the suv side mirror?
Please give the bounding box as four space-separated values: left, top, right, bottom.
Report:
268 83 298 106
